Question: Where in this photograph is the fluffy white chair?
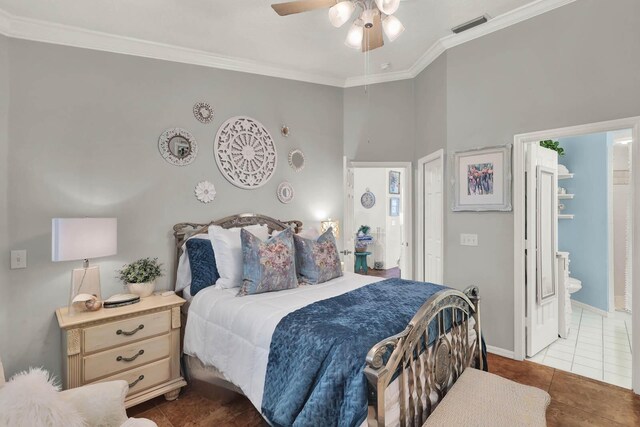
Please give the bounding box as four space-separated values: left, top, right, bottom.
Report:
0 358 157 427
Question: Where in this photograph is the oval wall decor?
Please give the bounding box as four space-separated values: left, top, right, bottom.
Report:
277 182 295 204
193 102 214 124
158 128 198 166
214 116 277 189
360 189 376 209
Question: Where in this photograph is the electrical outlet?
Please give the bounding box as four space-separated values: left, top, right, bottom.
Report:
460 234 478 247
11 250 27 269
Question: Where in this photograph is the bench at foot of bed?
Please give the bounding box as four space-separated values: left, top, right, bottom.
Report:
424 368 550 427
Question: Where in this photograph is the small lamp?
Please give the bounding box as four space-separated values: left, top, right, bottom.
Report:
52 218 117 315
321 218 340 238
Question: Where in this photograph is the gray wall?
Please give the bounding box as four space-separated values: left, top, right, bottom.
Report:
1 39 343 379
415 0 640 350
0 35 10 366
343 79 415 162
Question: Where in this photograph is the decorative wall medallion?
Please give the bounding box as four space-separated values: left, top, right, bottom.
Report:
288 149 305 172
360 189 376 209
193 102 214 124
158 128 198 166
277 182 294 204
214 116 277 189
194 181 216 203
281 125 290 137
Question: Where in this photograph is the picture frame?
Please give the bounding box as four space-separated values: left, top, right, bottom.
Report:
451 145 512 212
389 171 400 194
389 197 400 217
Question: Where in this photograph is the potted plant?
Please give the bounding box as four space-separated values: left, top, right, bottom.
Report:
117 257 164 298
355 225 373 253
540 140 565 156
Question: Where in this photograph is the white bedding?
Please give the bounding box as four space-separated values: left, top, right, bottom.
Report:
184 272 381 409
183 274 477 426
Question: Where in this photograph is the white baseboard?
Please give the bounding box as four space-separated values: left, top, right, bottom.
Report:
571 300 609 317
486 345 515 359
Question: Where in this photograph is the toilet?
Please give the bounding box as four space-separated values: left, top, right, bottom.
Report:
557 252 581 338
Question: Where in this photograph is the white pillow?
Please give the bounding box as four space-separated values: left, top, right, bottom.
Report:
175 233 210 292
208 224 270 289
0 368 85 427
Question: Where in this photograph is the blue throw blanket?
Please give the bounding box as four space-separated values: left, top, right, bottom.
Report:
262 278 452 427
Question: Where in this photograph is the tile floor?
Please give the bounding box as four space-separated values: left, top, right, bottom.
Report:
527 304 633 388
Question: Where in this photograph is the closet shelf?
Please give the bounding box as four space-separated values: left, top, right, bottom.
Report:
558 173 574 180
558 214 575 220
558 194 575 199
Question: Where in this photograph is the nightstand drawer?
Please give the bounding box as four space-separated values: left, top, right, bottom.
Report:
83 334 171 382
83 310 171 353
96 358 171 395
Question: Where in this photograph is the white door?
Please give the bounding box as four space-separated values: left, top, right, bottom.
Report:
343 157 355 272
526 144 559 357
419 151 444 283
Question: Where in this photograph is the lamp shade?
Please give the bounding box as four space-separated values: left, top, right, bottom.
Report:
52 218 117 262
328 1 355 28
321 218 340 238
382 14 405 42
375 0 400 15
345 20 364 49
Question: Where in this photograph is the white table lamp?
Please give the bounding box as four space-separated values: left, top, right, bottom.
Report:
52 218 117 315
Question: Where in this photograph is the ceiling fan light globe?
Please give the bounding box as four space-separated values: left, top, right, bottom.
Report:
345 20 364 49
382 14 405 42
375 0 400 15
328 1 355 28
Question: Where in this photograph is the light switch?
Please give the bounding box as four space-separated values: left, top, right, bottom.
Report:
10 250 27 269
460 234 478 247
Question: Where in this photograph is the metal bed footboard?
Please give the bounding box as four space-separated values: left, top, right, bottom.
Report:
365 286 483 427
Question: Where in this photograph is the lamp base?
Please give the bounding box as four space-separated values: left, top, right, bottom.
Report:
68 265 102 316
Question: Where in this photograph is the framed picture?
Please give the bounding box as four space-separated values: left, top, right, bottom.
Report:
389 197 400 217
389 171 400 194
451 145 512 212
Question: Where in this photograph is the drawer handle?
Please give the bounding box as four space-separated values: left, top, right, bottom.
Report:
116 349 144 363
116 324 144 336
128 375 144 389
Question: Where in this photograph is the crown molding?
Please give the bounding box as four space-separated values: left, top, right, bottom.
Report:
344 0 576 87
0 0 576 88
0 8 345 87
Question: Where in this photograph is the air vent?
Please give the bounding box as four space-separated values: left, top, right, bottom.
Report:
451 15 489 34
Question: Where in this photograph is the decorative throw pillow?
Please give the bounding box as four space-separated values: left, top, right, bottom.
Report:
208 224 270 289
185 238 220 296
293 227 343 285
0 368 85 427
237 227 298 296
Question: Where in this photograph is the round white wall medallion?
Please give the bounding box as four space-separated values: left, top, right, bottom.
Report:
195 181 216 203
277 182 295 204
158 128 198 166
214 116 277 189
193 102 214 124
361 189 376 209
288 149 305 172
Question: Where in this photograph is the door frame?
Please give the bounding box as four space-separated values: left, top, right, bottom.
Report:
416 150 444 282
347 161 413 279
513 116 640 394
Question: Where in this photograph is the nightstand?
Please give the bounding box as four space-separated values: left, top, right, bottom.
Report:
55 294 187 408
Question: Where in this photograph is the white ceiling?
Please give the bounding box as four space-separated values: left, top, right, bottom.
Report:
0 0 574 86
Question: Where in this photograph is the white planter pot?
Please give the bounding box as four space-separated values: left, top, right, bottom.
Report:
127 281 156 298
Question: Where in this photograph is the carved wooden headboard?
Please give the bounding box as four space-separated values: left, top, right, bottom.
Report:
172 213 303 285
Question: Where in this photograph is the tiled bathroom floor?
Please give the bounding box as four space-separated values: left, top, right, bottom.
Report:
527 305 633 388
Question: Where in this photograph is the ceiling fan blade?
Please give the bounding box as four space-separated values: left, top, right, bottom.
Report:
271 0 337 16
362 13 384 52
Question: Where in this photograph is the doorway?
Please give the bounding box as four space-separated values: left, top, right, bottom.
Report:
513 117 640 393
343 161 412 279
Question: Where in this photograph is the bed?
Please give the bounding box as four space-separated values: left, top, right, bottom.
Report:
173 214 484 427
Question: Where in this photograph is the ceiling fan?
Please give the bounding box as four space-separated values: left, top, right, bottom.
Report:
271 0 405 52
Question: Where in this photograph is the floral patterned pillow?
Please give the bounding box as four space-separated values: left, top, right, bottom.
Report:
293 227 343 285
237 227 298 297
